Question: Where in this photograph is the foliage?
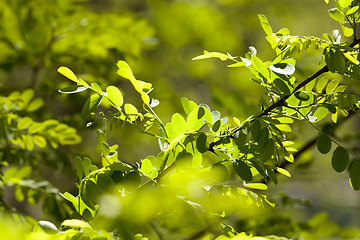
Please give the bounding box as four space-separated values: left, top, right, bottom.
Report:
1 0 360 239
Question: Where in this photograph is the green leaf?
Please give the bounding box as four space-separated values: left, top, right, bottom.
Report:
59 85 88 94
277 167 291 177
251 56 269 79
333 50 346 74
270 63 295 75
90 83 103 95
328 8 345 24
317 133 332 154
251 119 261 141
171 113 187 135
192 51 229 61
33 135 46 148
61 219 92 229
57 67 79 83
38 221 59 235
187 107 206 131
228 62 246 67
81 94 103 118
243 182 268 190
274 78 291 95
347 6 359 15
97 173 116 194
339 0 354 8
210 164 229 182
117 61 135 80
326 79 340 94
196 133 208 153
313 107 330 122
260 22 273 36
76 156 83 182
260 139 274 163
17 117 33 130
316 76 329 92
265 165 278 185
27 98 44 112
350 160 360 190
233 159 253 182
275 124 292 133
331 146 349 172
124 103 138 122
294 91 309 101
140 159 154 175
106 86 123 109
83 180 100 202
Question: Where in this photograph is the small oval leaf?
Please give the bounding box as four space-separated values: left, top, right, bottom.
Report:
317 133 332 154
233 159 253 182
331 146 349 172
350 160 360 190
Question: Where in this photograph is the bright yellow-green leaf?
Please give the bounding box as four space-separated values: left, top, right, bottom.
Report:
106 86 123 109
27 98 44 112
124 103 138 122
61 219 92 229
171 113 187 135
326 79 340 94
192 51 229 61
57 67 79 83
33 135 47 148
277 167 291 177
339 0 354 8
244 183 268 190
90 83 103 95
117 61 135 80
141 92 150 105
17 117 33 130
275 124 292 132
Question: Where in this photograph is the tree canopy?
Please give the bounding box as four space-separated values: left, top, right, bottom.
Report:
0 0 360 239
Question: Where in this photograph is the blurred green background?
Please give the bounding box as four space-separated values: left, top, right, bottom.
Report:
1 0 359 234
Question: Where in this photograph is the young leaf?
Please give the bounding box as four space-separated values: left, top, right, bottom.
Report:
243 183 268 190
317 133 332 154
233 159 253 182
106 86 123 109
331 146 349 172
17 117 33 130
192 51 229 61
326 79 340 94
81 94 103 118
57 67 79 83
124 103 138 122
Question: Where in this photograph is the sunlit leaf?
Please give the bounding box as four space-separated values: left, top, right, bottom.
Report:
106 86 123 109
27 98 44 112
243 183 268 190
192 51 229 61
277 167 291 177
270 63 295 75
57 67 79 83
125 103 138 122
33 135 46 148
81 94 103 118
17 117 33 130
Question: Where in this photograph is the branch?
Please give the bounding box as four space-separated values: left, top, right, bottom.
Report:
209 37 360 152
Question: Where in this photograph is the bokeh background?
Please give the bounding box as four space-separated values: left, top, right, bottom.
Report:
1 0 360 236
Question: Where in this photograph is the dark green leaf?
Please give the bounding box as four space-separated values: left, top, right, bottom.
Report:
83 180 100 202
317 133 332 154
331 146 349 172
350 160 360 190
265 165 278 185
97 173 116 194
196 133 208 153
274 78 291 95
251 119 261 141
233 159 253 181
